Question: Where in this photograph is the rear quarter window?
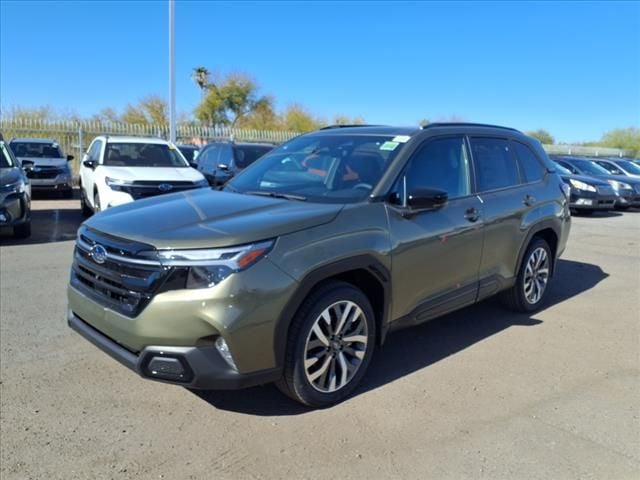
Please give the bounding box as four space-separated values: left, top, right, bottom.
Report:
470 137 521 192
513 141 545 183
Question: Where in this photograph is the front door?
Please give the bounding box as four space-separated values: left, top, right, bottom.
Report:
388 135 484 324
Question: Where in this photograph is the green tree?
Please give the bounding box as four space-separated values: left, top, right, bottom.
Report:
121 96 168 125
526 129 555 145
598 127 640 158
419 118 430 127
237 95 278 130
281 104 323 132
332 115 366 126
91 107 119 123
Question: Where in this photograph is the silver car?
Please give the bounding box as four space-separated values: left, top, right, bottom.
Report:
9 138 74 197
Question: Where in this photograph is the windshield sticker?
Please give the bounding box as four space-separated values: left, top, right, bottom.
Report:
392 135 411 143
380 141 399 151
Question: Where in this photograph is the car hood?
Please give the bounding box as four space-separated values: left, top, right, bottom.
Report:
0 167 22 185
559 173 611 186
98 166 204 182
597 174 640 185
18 157 67 168
85 189 344 249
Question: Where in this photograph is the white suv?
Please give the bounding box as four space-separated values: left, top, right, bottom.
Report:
79 136 208 214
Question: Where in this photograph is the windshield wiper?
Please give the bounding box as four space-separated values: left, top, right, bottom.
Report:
243 190 307 201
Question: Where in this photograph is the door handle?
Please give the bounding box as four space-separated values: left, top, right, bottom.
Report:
523 194 536 206
464 207 480 223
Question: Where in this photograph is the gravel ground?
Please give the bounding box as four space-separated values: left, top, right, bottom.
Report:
1 194 639 479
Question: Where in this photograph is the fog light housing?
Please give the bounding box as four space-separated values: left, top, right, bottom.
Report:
146 355 190 382
576 198 593 206
215 337 237 371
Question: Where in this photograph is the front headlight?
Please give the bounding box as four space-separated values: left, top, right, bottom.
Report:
105 176 129 191
0 180 26 194
569 179 596 192
607 179 632 191
158 240 274 288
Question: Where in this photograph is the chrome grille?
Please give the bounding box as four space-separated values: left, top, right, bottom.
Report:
71 228 165 317
596 185 614 195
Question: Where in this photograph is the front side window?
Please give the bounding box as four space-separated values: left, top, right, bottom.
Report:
513 141 545 183
0 142 16 168
403 136 471 199
226 134 408 203
10 141 63 159
470 137 520 191
103 143 188 167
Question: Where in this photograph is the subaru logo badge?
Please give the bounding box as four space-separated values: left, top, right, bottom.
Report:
158 183 173 192
89 244 108 264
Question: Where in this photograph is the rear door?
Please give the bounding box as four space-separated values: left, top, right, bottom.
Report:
388 135 484 323
468 136 532 299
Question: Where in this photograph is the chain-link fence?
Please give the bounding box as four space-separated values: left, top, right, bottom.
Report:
0 117 299 173
0 117 631 174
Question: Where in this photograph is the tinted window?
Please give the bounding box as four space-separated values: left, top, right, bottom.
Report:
234 145 273 169
595 161 623 175
617 160 640 174
197 145 220 173
10 141 63 158
104 143 187 167
513 141 545 183
178 146 197 163
556 160 577 174
470 138 520 191
572 159 610 176
404 136 471 198
1 142 16 168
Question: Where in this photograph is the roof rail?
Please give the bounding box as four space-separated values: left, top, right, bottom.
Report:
421 122 520 132
319 124 385 130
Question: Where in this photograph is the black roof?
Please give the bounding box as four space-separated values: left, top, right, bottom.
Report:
311 125 419 136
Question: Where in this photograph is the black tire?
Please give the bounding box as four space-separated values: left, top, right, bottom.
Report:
501 237 552 313
578 209 593 216
277 281 376 408
616 205 630 211
80 187 93 216
63 188 73 199
13 221 31 239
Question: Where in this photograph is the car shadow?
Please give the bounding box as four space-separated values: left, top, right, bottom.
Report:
0 189 85 246
191 258 608 416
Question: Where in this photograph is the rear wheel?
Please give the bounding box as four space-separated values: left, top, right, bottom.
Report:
13 221 31 239
501 238 552 313
277 281 376 408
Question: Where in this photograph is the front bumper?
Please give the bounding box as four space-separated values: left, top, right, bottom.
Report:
30 175 73 190
68 311 280 389
569 190 616 210
0 192 30 226
616 190 640 207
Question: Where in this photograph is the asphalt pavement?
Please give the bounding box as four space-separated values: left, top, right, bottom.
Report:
1 193 638 479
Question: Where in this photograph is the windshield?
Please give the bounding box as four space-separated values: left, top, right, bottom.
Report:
104 143 188 167
573 159 610 176
1 142 17 168
10 141 63 158
225 134 408 203
234 145 273 168
554 162 572 175
617 160 640 174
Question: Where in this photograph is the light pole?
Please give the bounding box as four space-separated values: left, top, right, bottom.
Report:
168 0 176 143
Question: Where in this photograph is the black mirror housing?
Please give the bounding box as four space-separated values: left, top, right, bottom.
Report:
217 163 230 171
67 155 74 162
83 159 96 170
407 188 448 210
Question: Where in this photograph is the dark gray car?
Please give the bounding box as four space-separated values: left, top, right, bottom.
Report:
196 142 274 186
0 138 31 238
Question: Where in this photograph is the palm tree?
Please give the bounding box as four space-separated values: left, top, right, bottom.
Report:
191 67 210 96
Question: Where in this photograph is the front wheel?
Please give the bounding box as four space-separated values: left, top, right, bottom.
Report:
80 186 92 216
13 221 31 239
501 238 552 313
277 281 376 408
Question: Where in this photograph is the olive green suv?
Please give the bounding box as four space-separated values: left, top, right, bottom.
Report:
67 124 571 407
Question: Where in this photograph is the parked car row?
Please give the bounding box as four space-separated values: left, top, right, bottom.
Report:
552 156 640 214
0 135 32 238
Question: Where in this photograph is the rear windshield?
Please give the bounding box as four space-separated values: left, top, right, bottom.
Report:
10 141 63 158
104 143 188 167
234 145 273 168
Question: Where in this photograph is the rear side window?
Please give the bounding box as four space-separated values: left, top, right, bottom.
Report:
403 136 471 199
197 145 219 173
470 138 520 191
595 161 623 175
513 141 545 183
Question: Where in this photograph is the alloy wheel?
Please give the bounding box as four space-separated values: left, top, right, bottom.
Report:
303 300 368 393
523 247 549 304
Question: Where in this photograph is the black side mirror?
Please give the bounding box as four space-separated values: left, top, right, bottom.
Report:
67 155 74 162
83 159 96 170
189 161 198 169
21 160 34 172
217 163 230 171
407 188 448 210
